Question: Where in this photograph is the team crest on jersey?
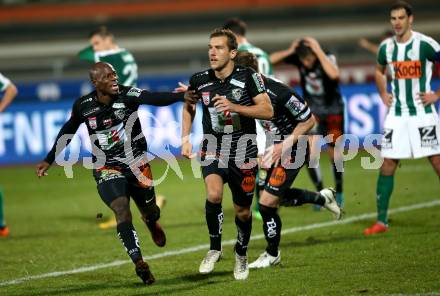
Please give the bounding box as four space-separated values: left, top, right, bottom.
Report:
126 87 142 97
231 89 243 101
88 117 97 130
115 109 125 120
418 125 438 147
202 92 210 106
103 118 112 128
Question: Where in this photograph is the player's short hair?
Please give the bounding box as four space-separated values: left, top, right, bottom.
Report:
296 40 314 59
235 51 259 72
223 18 247 37
89 25 113 38
210 28 238 51
390 1 413 16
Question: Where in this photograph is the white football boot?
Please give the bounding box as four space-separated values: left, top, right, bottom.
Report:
248 251 281 269
233 252 249 280
199 250 222 274
320 188 342 220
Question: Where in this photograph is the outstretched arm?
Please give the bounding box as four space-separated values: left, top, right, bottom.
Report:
0 80 18 113
36 113 82 177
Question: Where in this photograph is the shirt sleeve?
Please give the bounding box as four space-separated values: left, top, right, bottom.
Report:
44 100 83 164
246 68 267 98
0 72 11 92
126 86 184 107
377 42 388 66
421 37 440 62
283 93 312 122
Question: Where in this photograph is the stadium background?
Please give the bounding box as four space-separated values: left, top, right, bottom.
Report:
1 0 439 165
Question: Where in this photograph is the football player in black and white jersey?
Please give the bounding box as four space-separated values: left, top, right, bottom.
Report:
181 29 273 280
36 62 197 285
271 37 346 209
235 51 342 268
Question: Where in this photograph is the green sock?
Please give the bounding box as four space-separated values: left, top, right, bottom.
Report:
0 189 5 227
376 174 394 225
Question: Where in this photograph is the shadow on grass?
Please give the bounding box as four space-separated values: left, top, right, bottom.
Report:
4 271 232 296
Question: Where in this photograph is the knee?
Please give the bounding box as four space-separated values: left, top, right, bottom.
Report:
206 189 222 203
111 197 132 223
140 204 160 224
235 206 251 221
380 159 398 176
259 191 279 208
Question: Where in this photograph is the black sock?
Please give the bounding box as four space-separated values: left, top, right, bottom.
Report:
331 162 343 194
205 200 223 251
235 215 252 256
281 188 325 207
307 167 324 191
259 204 281 257
117 221 142 263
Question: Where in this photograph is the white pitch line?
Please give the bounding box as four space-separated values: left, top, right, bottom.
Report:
1 199 439 287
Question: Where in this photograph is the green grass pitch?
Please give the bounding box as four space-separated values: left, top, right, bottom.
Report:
0 152 439 295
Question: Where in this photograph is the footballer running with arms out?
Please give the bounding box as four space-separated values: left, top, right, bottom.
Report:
364 1 440 235
36 62 197 285
181 29 273 280
79 25 166 230
270 37 346 209
235 51 341 269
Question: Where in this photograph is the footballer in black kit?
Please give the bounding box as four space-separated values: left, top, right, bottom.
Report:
235 51 341 268
189 64 266 206
181 29 273 280
271 37 345 207
284 48 344 139
36 62 192 285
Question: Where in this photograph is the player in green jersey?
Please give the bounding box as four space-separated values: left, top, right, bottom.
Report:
78 26 138 87
0 72 18 237
364 1 440 235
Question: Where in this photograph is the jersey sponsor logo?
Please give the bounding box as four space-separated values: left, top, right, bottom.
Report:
382 128 393 149
103 118 112 128
83 107 100 117
230 78 245 88
112 102 126 109
96 122 127 150
202 92 210 106
126 87 142 97
392 60 422 79
88 116 97 130
197 82 213 91
241 175 256 193
252 72 265 92
418 125 438 147
81 97 93 104
231 88 243 101
269 167 286 187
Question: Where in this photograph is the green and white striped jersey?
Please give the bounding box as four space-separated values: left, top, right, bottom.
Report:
377 31 440 116
78 46 138 87
0 72 11 92
238 42 273 76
